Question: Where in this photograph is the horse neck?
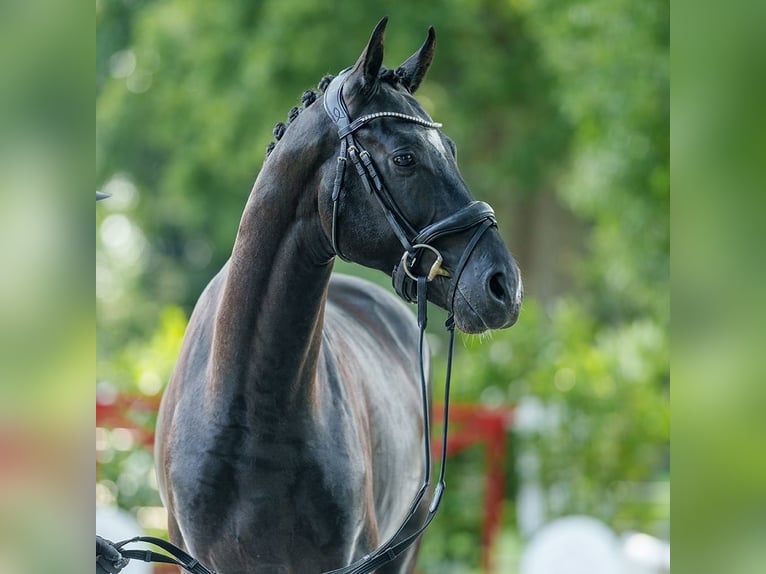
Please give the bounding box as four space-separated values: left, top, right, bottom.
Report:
210 124 335 408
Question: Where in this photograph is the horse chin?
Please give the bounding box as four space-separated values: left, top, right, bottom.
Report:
453 312 488 335
451 285 519 334
451 289 490 334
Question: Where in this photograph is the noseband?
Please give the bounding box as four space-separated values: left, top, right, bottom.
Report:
323 68 497 313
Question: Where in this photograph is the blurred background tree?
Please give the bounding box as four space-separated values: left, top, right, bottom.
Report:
97 0 668 571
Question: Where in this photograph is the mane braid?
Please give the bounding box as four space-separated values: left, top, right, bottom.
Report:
264 69 402 158
264 73 335 158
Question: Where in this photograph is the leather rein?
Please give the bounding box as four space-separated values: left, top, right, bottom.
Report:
320 69 498 574
109 69 498 574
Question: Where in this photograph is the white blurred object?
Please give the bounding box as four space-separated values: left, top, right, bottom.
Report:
96 505 151 574
516 481 546 538
521 516 622 574
621 531 670 573
521 515 670 574
514 397 557 537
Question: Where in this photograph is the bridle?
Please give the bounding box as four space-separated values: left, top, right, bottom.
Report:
321 68 498 574
323 68 497 312
109 69 500 574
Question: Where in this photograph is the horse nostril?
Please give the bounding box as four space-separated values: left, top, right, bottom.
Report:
488 272 507 302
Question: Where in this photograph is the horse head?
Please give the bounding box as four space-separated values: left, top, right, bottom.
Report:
272 17 523 334
321 18 524 333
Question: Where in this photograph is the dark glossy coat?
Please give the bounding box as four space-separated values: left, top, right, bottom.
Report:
156 18 521 574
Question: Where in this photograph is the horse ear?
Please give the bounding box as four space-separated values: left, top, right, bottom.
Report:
348 16 388 97
396 27 436 94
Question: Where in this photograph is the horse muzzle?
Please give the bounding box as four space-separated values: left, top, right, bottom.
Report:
452 260 523 333
391 218 523 334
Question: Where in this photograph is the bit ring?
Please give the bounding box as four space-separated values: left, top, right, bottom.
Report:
401 244 452 282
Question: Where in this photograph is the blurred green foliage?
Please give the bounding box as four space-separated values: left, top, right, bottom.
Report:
97 0 668 570
672 1 766 572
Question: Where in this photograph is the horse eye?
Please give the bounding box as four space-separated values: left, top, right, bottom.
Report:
393 153 415 167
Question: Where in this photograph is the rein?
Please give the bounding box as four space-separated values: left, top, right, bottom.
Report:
320 69 497 573
102 536 216 574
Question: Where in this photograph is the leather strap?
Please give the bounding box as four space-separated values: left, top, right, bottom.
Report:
413 201 495 245
112 536 217 574
323 70 441 260
446 218 495 312
323 67 353 133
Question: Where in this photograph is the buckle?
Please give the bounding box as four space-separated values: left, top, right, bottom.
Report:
400 244 452 282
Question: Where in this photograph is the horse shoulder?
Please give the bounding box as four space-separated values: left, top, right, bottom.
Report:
155 264 229 502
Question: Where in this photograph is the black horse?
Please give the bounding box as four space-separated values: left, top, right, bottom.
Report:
155 18 522 574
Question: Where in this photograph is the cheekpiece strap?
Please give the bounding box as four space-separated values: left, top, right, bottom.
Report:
324 69 437 259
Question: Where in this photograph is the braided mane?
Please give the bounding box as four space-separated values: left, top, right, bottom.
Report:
265 68 403 158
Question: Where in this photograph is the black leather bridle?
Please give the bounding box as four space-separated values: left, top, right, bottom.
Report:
323 68 497 312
